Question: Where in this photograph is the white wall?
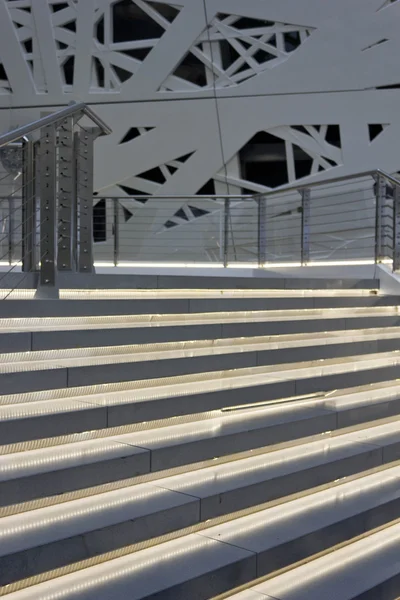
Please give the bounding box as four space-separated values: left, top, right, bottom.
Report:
0 0 398 264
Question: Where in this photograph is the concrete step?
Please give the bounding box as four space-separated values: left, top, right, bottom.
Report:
2 327 400 395
0 292 394 318
4 461 400 599
2 379 400 505
54 276 380 291
2 418 400 586
1 306 399 352
0 278 397 599
225 519 400 600
2 351 400 445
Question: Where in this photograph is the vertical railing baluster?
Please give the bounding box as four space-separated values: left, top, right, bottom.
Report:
8 196 13 266
301 188 311 265
393 185 400 272
375 174 386 263
258 196 266 267
22 140 36 272
222 198 230 267
113 198 119 267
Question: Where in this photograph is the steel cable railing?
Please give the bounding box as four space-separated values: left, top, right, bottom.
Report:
1 104 399 293
92 171 397 269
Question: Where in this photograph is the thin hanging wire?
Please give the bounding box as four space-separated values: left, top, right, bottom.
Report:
200 0 237 259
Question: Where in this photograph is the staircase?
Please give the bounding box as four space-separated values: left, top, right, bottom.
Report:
2 276 400 599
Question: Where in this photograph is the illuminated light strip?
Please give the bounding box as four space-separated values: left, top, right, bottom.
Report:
246 262 302 268
93 259 389 269
2 259 390 270
115 262 225 269
303 260 376 267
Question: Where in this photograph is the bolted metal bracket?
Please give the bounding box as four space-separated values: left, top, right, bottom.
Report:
37 123 59 296
57 115 76 272
76 126 99 274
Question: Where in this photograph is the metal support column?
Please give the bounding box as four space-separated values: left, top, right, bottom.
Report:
76 127 98 273
57 116 76 271
258 196 266 267
375 174 386 263
393 185 400 272
38 123 58 294
21 140 36 272
113 199 119 267
301 188 311 265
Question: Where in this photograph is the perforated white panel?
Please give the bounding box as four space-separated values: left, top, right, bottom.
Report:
0 0 399 262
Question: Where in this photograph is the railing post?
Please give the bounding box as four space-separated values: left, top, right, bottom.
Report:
8 196 13 266
76 127 98 273
113 199 119 267
258 196 266 267
301 188 311 265
21 140 36 272
37 123 58 296
375 174 386 263
57 115 76 272
222 198 230 267
393 185 400 272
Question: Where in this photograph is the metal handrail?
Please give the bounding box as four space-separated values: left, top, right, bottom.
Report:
252 168 400 198
0 102 112 148
97 169 400 201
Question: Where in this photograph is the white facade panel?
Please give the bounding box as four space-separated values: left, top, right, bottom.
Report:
0 0 398 264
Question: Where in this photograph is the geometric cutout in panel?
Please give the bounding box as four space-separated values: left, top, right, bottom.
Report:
123 206 134 222
91 0 181 91
238 125 342 190
293 144 313 180
160 13 314 91
174 208 189 221
377 0 399 9
188 205 209 218
197 180 216 195
136 151 194 187
113 1 165 43
60 20 76 33
115 151 195 218
139 166 167 184
117 185 149 204
163 202 210 230
6 1 46 92
5 0 181 93
176 152 194 163
5 0 180 93
52 3 70 13
325 125 341 148
239 131 289 189
361 39 389 51
368 123 388 142
0 63 11 94
93 198 107 243
119 126 155 144
62 56 75 86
